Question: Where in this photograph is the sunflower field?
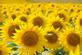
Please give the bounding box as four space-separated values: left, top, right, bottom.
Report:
0 3 82 55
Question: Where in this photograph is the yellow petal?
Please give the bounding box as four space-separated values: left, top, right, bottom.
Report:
75 45 80 55
69 49 74 55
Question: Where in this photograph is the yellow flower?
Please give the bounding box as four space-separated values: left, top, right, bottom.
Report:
13 24 44 55
47 15 66 31
60 27 82 54
28 11 47 28
0 18 20 42
43 26 60 50
15 14 28 23
57 10 69 21
30 3 45 12
75 11 82 30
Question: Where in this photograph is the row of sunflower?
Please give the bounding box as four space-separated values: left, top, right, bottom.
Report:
0 3 82 55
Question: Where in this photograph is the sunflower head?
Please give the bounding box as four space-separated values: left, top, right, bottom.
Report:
0 18 20 42
43 26 60 50
29 11 47 28
47 16 66 31
15 14 28 23
60 27 82 52
56 10 69 21
14 24 44 55
75 13 82 30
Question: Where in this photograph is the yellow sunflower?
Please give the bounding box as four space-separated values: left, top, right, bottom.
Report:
56 10 69 21
0 18 20 42
8 4 28 15
15 14 28 23
7 11 24 20
13 24 44 55
1 4 10 19
47 15 66 31
60 27 82 55
28 11 47 28
43 26 60 50
30 3 45 12
75 11 82 30
0 40 11 55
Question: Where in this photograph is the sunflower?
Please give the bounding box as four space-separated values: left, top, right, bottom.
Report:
75 11 82 30
43 26 60 50
56 10 69 21
30 3 45 12
0 18 20 42
60 27 82 55
15 14 28 23
0 40 11 55
13 24 44 55
7 9 24 20
28 11 47 28
47 15 66 31
1 5 10 19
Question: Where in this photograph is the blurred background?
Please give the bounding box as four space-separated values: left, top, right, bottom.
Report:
0 0 82 3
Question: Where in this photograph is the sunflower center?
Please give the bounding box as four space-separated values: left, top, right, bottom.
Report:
8 25 20 37
52 21 63 29
45 31 58 43
21 31 39 46
58 13 66 20
20 16 27 22
11 14 16 20
0 50 2 55
67 33 80 46
33 17 43 27
80 19 82 26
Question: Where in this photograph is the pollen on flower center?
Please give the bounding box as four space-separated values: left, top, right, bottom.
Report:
21 31 39 46
45 31 58 43
67 33 80 46
8 25 20 37
80 19 82 26
33 17 43 27
52 21 63 30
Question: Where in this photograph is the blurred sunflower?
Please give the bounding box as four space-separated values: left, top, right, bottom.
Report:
43 26 60 50
75 11 82 30
47 16 66 31
7 10 24 20
15 14 28 23
0 18 20 42
13 23 44 55
60 27 82 55
30 3 45 12
56 10 69 21
29 11 47 28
